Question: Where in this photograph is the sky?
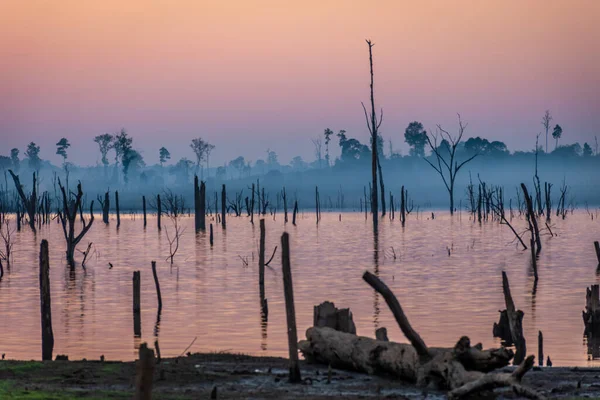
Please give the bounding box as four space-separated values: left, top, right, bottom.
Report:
1 0 599 166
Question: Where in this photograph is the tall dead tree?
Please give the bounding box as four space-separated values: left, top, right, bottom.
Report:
8 170 36 230
424 115 478 215
361 40 382 229
57 180 94 269
97 191 110 224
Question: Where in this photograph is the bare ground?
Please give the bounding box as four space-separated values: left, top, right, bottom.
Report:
0 353 599 399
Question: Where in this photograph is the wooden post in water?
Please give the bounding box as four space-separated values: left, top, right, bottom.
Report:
151 261 162 313
115 190 121 228
594 241 600 264
133 271 141 337
209 223 213 246
281 232 301 383
199 181 206 231
259 219 266 302
315 186 320 225
538 331 544 366
292 200 298 226
102 191 110 224
39 239 54 361
221 184 226 229
194 176 200 233
142 196 147 228
250 183 255 224
134 343 155 400
283 187 288 224
401 186 406 226
156 194 161 231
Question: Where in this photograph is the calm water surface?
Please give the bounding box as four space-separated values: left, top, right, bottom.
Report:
0 211 598 366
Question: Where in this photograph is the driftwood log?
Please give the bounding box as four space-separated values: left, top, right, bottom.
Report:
299 271 544 398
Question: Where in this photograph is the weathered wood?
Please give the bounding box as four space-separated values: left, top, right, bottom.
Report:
142 196 147 227
259 219 266 302
375 327 388 341
8 170 36 231
363 271 430 358
133 271 141 337
281 232 301 383
502 271 526 364
39 239 54 361
57 180 94 269
194 175 200 233
199 181 206 231
151 261 162 313
221 184 226 229
134 343 155 400
448 355 544 400
115 190 121 228
292 200 298 226
299 327 513 387
313 301 356 334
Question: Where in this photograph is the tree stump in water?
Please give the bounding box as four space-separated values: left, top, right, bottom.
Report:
493 309 524 346
313 301 356 334
583 284 600 332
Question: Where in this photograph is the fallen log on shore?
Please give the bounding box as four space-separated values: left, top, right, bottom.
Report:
299 271 546 399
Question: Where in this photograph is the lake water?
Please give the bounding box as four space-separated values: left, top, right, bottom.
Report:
0 210 598 366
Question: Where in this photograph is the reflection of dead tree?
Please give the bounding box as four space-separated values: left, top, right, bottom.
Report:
8 170 37 231
0 219 16 267
424 115 478 215
162 190 186 264
57 180 94 269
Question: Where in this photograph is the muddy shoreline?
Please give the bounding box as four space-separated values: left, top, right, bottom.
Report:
0 353 598 399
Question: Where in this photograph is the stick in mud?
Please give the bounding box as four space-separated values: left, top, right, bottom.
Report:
134 343 155 400
281 232 301 383
133 271 141 337
151 261 162 313
142 195 147 227
39 239 54 361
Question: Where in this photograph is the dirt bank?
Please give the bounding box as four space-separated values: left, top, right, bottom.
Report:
0 353 598 399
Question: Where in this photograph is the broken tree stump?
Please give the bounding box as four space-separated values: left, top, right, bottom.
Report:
134 343 155 400
281 232 301 383
39 239 54 361
583 284 600 334
538 331 543 367
499 271 526 364
375 327 389 341
313 301 356 334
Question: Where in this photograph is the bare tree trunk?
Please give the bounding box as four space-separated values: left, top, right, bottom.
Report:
502 271 526 364
281 232 301 383
39 239 54 361
221 184 226 229
156 194 161 231
378 159 385 217
366 41 379 229
142 196 147 228
133 271 141 337
151 261 162 313
115 191 121 228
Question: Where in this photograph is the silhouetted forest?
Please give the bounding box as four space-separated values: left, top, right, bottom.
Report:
1 117 599 211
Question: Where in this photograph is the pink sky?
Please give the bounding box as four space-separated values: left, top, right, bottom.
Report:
1 1 599 166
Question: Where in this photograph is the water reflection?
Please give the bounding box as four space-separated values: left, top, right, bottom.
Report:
0 211 598 366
